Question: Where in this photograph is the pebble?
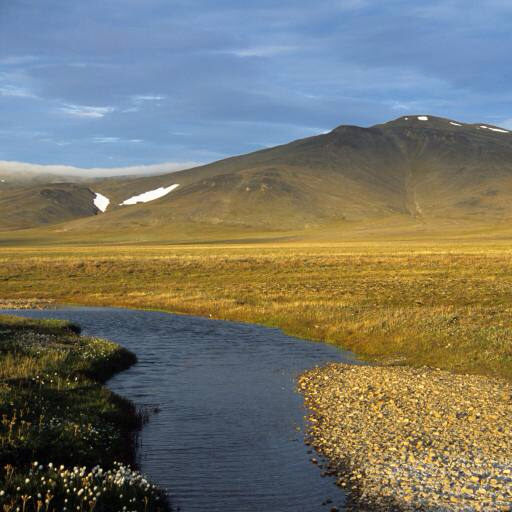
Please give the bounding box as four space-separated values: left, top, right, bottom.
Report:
298 364 512 511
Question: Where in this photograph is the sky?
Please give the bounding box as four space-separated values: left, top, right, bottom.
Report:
1 0 511 170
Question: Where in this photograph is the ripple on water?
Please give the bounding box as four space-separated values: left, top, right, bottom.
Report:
2 307 360 512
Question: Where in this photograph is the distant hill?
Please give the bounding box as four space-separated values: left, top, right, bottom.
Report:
2 115 512 241
0 183 100 230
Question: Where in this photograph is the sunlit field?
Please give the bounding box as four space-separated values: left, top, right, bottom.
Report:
2 240 512 380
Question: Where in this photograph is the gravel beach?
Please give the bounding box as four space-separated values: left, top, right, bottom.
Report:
298 364 512 511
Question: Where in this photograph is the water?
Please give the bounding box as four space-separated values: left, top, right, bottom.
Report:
3 307 360 511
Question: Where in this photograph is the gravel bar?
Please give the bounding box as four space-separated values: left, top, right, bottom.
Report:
298 364 512 511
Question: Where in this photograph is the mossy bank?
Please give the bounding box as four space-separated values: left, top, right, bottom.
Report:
0 314 168 511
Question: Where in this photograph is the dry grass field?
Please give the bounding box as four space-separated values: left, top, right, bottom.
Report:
1 240 512 380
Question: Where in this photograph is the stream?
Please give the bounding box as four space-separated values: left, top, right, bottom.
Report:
3 306 360 511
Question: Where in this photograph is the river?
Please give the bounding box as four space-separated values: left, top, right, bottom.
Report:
3 306 360 511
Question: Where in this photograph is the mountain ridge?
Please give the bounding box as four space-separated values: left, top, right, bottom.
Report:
1 114 512 241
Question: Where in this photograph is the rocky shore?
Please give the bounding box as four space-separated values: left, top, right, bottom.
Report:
298 364 512 511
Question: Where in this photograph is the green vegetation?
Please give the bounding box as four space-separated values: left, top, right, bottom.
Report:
0 314 167 511
1 241 512 380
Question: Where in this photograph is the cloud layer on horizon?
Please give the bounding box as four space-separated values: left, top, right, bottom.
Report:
0 0 511 168
0 160 199 178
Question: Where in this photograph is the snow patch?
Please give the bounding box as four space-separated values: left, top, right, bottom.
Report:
417 116 429 121
121 184 180 205
479 125 509 134
450 122 462 127
93 192 110 212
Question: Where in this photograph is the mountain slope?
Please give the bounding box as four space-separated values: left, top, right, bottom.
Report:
374 116 512 220
0 183 102 230
87 115 512 231
2 115 512 239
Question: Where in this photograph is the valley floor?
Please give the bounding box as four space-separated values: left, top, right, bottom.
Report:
1 240 512 510
1 240 512 380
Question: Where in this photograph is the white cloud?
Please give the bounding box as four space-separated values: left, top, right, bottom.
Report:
387 100 425 112
92 136 121 143
0 160 201 178
224 45 298 58
92 136 143 144
0 129 48 138
39 138 71 146
131 94 166 103
0 85 36 98
0 71 38 99
59 103 115 118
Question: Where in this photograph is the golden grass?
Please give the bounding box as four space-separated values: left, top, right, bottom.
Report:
1 241 512 380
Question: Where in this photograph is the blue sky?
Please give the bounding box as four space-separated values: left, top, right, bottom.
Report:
1 0 511 168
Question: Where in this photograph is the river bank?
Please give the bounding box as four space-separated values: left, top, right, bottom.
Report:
0 313 168 511
0 298 56 309
299 363 512 511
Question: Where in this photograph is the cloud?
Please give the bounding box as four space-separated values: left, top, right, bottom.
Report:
92 136 143 143
0 129 48 138
387 100 426 112
224 45 299 58
0 160 200 178
131 94 166 102
0 0 511 167
414 0 512 20
39 138 71 147
92 136 121 143
0 85 35 98
0 55 39 66
59 103 115 118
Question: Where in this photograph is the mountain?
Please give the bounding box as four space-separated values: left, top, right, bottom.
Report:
0 183 101 231
2 115 512 241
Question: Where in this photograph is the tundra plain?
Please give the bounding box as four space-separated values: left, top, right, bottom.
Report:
1 239 512 381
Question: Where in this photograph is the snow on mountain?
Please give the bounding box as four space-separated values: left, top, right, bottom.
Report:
93 192 110 212
121 184 180 205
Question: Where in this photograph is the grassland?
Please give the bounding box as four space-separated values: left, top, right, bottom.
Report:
0 314 167 511
1 240 512 380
